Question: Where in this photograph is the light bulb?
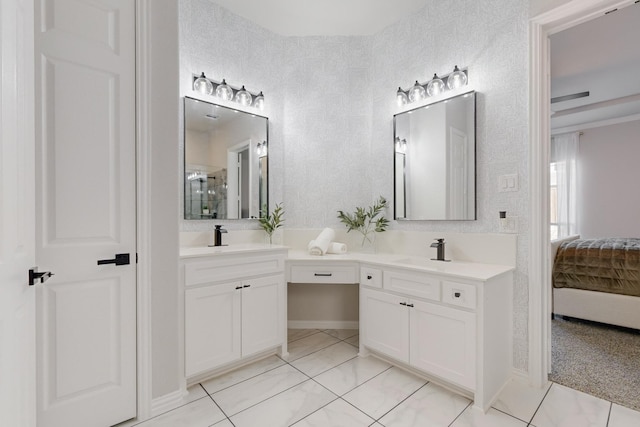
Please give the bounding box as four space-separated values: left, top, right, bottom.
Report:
193 72 213 95
447 66 468 90
216 79 233 101
396 87 409 106
426 74 445 97
235 85 252 106
408 81 426 103
254 91 265 110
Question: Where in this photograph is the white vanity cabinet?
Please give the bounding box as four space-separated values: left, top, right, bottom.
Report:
181 247 287 380
360 263 512 411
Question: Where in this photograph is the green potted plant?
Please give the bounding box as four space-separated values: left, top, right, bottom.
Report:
337 196 389 249
259 203 284 244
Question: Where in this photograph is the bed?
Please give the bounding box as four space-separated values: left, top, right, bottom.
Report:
551 236 640 330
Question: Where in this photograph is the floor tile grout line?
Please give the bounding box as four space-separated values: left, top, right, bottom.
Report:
286 338 347 363
527 381 554 425
605 401 613 427
126 395 212 426
206 393 235 426
492 406 535 425
287 329 323 344
202 359 287 395
372 380 430 423
338 365 394 398
333 395 379 425
218 376 310 419
306 354 360 379
447 401 473 427
286 396 342 426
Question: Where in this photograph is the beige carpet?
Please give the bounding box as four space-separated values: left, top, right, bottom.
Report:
550 316 640 411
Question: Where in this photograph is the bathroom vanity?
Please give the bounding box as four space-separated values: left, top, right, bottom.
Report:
286 251 513 411
180 245 288 382
181 244 513 411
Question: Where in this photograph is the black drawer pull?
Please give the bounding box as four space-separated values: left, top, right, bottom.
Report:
454 292 461 298
243 284 250 288
399 302 407 306
407 303 414 308
235 286 243 290
314 273 332 277
367 275 372 280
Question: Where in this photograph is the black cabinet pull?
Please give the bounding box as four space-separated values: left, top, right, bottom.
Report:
407 303 414 308
314 273 332 277
97 253 130 266
399 302 407 306
454 292 461 298
243 284 250 288
235 286 243 290
367 275 372 280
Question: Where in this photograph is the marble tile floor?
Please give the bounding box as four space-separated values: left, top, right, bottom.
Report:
118 329 640 427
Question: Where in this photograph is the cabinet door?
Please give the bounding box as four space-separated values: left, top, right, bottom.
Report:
410 299 476 389
185 282 242 377
361 288 409 363
242 274 284 357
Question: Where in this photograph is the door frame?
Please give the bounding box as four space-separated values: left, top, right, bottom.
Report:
528 0 635 388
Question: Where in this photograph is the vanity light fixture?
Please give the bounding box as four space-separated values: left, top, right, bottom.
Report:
235 85 252 106
408 81 426 103
396 66 468 105
396 87 409 106
193 72 213 95
192 72 265 110
187 171 207 181
215 79 233 101
426 73 445 97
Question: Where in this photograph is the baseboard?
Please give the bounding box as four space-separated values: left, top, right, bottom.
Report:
511 367 530 383
150 388 187 417
288 320 359 330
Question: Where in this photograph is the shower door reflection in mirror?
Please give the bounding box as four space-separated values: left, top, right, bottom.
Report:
184 97 268 219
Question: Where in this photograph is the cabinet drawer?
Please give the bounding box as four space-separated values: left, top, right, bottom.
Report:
185 254 285 287
360 266 382 288
441 281 476 310
383 270 441 301
289 264 358 284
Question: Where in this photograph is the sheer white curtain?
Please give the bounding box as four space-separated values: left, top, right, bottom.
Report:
551 132 579 238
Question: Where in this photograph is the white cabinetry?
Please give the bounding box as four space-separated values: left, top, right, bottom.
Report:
182 248 287 380
360 264 512 411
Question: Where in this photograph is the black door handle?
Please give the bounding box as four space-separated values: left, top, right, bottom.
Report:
97 253 130 266
28 267 54 286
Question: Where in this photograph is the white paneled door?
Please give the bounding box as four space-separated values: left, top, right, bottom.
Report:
0 0 36 426
34 1 137 426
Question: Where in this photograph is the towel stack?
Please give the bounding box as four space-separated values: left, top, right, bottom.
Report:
308 228 348 256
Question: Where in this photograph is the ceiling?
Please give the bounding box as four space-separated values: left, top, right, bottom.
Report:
207 0 428 36
550 3 640 132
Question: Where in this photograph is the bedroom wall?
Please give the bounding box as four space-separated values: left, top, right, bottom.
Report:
577 120 640 238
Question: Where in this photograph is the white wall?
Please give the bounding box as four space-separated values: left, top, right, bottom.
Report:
577 120 640 238
178 0 530 370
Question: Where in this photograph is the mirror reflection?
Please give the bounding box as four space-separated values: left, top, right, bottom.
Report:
394 91 476 220
184 97 268 220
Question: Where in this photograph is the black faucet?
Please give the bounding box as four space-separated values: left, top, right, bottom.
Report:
213 225 228 247
430 238 450 262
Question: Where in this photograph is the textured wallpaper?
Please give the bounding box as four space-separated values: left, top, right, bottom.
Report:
179 0 530 371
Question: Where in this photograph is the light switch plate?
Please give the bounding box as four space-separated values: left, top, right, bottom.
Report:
498 174 519 192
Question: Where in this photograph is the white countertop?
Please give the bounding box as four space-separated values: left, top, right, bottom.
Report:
180 245 514 281
179 243 288 259
287 250 513 281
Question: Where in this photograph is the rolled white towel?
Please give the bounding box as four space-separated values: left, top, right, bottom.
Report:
307 228 335 255
327 242 347 254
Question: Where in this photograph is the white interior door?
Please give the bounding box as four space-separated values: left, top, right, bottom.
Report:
0 0 36 425
34 1 137 426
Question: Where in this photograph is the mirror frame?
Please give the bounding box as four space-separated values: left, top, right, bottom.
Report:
183 96 269 220
393 90 476 221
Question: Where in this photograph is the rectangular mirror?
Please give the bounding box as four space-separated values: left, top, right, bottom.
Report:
184 96 268 220
394 91 476 220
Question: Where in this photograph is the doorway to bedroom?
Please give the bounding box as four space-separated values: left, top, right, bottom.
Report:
547 2 640 411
